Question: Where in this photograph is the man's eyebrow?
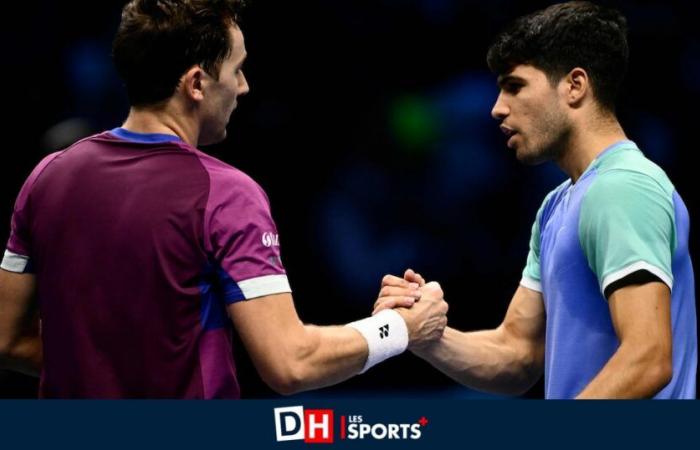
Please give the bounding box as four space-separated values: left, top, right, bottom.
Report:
497 74 526 87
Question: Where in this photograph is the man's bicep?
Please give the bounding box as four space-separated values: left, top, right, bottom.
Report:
227 293 306 382
0 270 38 346
228 292 301 337
608 282 671 347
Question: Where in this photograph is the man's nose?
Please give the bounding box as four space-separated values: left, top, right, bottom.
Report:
239 72 250 95
491 93 509 120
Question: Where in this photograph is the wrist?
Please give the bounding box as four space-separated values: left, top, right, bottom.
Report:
346 309 409 373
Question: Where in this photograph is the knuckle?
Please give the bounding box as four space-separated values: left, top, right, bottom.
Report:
425 281 442 294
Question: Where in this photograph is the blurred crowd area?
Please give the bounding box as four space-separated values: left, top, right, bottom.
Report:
1 0 698 398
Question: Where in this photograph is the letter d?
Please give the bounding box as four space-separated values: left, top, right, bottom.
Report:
274 406 305 441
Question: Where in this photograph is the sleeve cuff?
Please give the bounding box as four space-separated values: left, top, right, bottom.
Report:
520 277 542 292
1 250 30 273
239 274 292 300
601 261 673 294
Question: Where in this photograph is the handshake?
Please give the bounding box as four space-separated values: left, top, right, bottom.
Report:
371 268 449 351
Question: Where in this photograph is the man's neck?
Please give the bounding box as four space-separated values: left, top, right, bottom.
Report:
121 105 198 147
556 116 627 183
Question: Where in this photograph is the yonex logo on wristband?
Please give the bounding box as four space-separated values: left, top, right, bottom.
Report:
346 309 408 373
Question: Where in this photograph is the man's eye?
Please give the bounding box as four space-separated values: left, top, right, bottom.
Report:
505 83 523 94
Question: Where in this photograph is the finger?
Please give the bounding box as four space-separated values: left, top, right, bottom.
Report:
409 269 425 286
382 274 418 289
372 297 416 315
404 268 426 287
373 296 416 313
378 286 422 301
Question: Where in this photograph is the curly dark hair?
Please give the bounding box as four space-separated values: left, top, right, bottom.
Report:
487 1 628 111
113 0 245 107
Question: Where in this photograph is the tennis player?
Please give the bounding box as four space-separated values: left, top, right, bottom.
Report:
0 0 448 398
375 1 697 399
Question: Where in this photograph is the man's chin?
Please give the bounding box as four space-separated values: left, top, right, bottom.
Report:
516 147 548 166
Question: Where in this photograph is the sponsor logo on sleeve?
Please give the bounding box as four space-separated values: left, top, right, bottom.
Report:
262 232 280 248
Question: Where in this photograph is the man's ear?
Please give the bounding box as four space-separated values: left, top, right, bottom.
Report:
562 67 590 107
181 65 206 102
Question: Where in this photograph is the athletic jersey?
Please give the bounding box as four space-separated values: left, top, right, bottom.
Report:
521 140 697 399
1 128 291 398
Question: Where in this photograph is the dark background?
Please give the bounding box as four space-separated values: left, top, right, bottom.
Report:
1 0 697 399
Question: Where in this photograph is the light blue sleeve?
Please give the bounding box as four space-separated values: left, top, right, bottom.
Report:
578 169 676 295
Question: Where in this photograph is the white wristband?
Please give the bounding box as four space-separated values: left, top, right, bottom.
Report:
347 309 409 373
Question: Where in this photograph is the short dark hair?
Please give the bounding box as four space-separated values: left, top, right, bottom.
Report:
486 1 628 111
113 0 245 107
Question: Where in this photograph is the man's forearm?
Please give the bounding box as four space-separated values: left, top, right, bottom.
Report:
278 309 417 395
274 325 368 395
575 342 672 399
232 286 446 396
412 326 542 396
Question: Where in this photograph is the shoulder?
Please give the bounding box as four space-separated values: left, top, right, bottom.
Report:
579 150 676 234
189 149 269 206
584 170 673 214
17 150 66 203
592 146 674 198
187 150 272 229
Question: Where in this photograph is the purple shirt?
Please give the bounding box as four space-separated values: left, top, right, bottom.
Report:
1 128 291 398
